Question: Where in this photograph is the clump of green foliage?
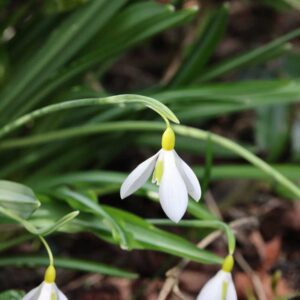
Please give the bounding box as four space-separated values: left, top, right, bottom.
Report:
0 0 299 297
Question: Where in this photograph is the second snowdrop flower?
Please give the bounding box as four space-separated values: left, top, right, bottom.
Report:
197 255 237 300
120 126 201 222
23 265 67 300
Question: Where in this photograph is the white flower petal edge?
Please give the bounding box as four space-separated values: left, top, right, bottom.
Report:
22 284 41 300
159 150 188 223
196 270 237 300
54 284 68 300
174 151 201 201
120 151 160 199
23 282 68 300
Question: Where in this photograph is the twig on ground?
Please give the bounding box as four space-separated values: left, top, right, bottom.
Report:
205 191 223 220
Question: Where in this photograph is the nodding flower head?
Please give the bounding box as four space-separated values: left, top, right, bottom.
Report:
120 127 201 223
23 265 68 300
197 255 237 300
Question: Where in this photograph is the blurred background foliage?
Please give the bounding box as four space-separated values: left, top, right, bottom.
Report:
0 0 300 299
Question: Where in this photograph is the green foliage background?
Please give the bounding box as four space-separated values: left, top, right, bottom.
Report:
0 0 300 295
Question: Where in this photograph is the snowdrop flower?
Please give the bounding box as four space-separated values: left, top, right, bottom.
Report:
120 126 201 222
23 265 67 300
197 255 237 300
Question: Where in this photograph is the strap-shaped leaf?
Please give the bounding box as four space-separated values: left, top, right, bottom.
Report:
0 290 24 300
0 180 40 219
53 188 222 265
0 256 138 279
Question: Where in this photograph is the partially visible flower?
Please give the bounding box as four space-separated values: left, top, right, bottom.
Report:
120 126 201 222
197 255 237 300
23 265 67 300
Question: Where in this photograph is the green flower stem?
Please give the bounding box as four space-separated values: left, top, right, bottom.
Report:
0 121 299 199
39 235 54 266
0 95 178 139
0 206 54 266
149 219 236 255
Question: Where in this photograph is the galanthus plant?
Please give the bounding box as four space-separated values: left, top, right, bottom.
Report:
23 265 67 300
197 255 237 300
22 237 67 300
121 126 201 222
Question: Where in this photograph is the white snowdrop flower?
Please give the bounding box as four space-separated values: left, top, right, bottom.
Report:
120 126 201 222
23 265 67 300
197 255 237 300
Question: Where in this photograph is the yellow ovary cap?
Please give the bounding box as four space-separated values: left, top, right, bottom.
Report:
222 255 234 273
44 265 56 283
161 127 175 150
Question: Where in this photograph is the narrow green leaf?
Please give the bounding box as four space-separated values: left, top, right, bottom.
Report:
149 219 236 255
0 234 33 252
56 188 132 250
13 4 197 117
5 120 299 199
170 4 229 86
197 28 300 81
201 134 213 198
28 170 216 221
101 205 222 264
0 256 138 278
0 95 179 140
0 0 126 119
256 105 290 161
38 211 79 236
194 164 300 181
0 290 25 300
43 0 90 13
154 80 300 119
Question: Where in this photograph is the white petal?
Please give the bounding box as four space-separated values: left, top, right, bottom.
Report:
23 282 52 300
227 280 238 300
23 282 69 300
174 151 201 201
196 270 237 300
54 283 68 300
120 151 159 199
22 284 41 300
159 150 188 223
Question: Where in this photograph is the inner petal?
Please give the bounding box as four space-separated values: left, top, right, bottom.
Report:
152 159 164 185
159 150 188 223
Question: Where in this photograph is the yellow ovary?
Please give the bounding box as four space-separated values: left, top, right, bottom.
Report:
44 265 56 283
222 255 234 273
161 127 175 150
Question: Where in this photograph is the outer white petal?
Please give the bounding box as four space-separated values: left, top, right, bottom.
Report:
23 282 68 300
159 150 188 223
120 151 159 199
196 270 237 300
54 283 68 300
23 282 52 300
174 151 201 201
22 284 41 300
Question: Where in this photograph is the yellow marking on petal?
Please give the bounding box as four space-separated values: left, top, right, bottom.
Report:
152 160 163 185
51 292 57 300
44 265 56 283
161 127 175 150
222 281 229 300
222 255 234 273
